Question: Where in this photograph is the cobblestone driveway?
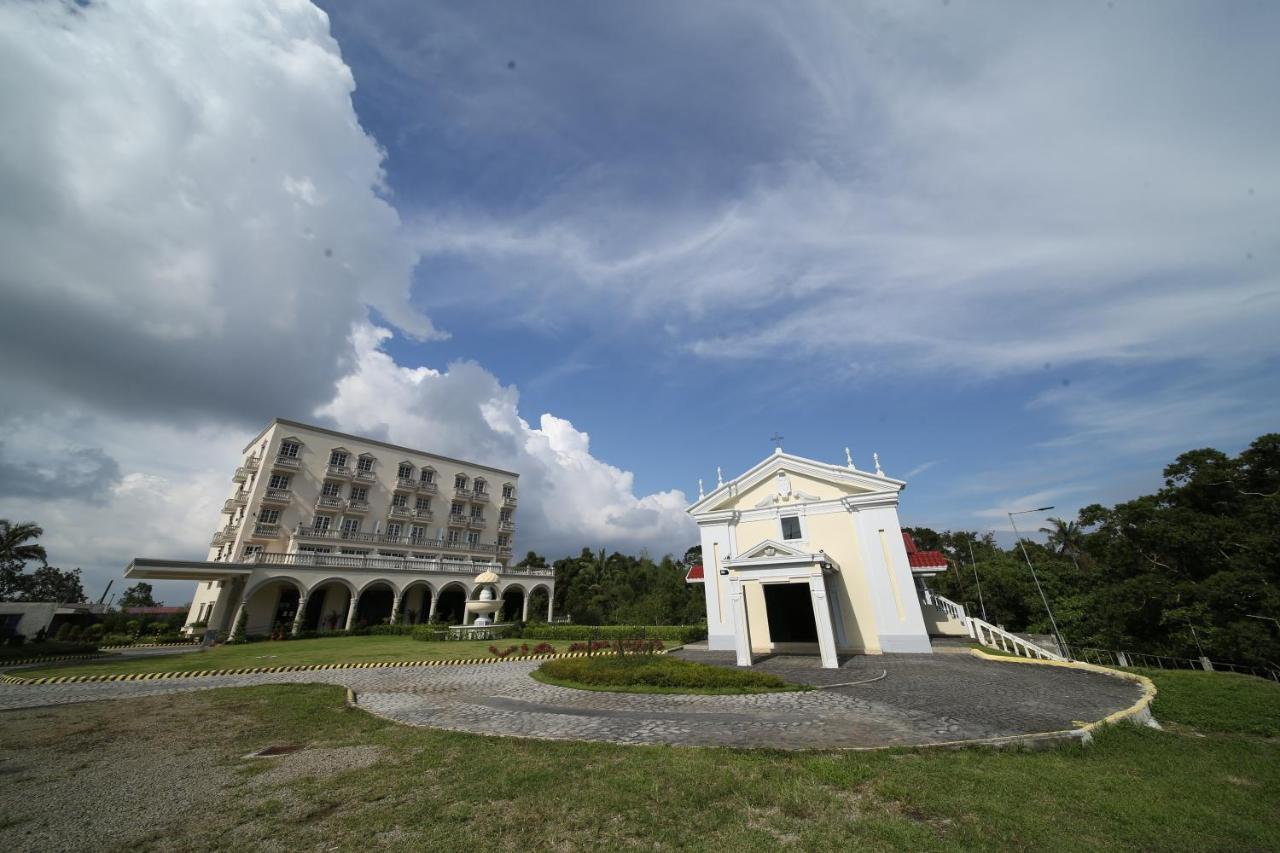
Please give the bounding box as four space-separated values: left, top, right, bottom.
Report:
0 653 1143 749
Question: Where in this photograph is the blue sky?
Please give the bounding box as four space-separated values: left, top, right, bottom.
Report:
1 0 1277 602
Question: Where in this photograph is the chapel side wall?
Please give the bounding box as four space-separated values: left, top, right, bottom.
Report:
851 504 932 653
698 522 734 650
805 511 880 653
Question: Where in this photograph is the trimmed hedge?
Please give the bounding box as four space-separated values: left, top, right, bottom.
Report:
0 640 98 661
522 624 705 643
536 655 795 693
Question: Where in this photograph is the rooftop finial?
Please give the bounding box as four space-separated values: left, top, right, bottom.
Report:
770 432 784 453
873 452 884 477
716 466 724 487
698 478 705 499
844 447 854 468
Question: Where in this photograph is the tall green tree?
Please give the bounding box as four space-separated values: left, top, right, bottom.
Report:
118 582 160 608
0 520 47 566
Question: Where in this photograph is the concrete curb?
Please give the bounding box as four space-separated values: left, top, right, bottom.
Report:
0 648 670 685
966 648 1159 742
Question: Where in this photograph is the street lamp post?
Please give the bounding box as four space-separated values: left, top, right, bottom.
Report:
1008 506 1069 660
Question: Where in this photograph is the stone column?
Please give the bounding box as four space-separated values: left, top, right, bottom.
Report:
291 594 308 637
522 593 530 623
546 593 554 622
390 592 402 625
729 577 752 667
427 590 439 622
228 599 249 642
345 592 358 631
808 573 839 669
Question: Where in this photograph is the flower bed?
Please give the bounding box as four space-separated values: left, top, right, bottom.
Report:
533 655 803 695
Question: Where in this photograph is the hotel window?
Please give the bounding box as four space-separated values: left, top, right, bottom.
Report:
398 463 413 479
329 450 349 467
420 468 435 484
470 505 483 520
497 534 509 547
214 547 224 561
454 474 468 490
410 525 427 541
242 544 264 559
339 548 369 556
415 497 430 511
350 486 368 502
465 531 480 546
446 529 461 545
322 481 342 497
386 522 402 538
781 515 802 541
474 478 486 495
502 484 515 499
278 440 300 458
500 510 512 523
313 515 332 531
357 455 374 472
341 518 361 534
268 473 290 490
451 501 465 517
391 493 408 508
259 508 281 524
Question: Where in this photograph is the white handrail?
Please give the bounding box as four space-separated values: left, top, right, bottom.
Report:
967 616 1065 661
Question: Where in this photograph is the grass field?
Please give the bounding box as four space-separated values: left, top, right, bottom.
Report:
14 635 541 678
1 668 1277 851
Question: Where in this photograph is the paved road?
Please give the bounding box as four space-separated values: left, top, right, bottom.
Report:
0 652 1143 749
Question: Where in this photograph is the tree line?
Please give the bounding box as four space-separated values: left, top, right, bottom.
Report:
913 433 1279 667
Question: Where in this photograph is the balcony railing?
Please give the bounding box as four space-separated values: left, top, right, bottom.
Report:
454 486 472 498
472 490 490 502
210 525 238 546
255 551 552 575
498 520 515 532
418 480 438 493
503 495 517 506
498 546 514 557
291 525 506 555
315 494 343 509
232 466 252 483
272 455 301 471
354 469 377 482
262 488 291 504
466 516 486 529
327 464 353 478
253 522 281 538
345 499 370 513
395 477 417 491
388 505 412 519
223 493 248 513
448 513 466 526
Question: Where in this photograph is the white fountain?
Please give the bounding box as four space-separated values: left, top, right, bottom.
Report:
465 569 502 627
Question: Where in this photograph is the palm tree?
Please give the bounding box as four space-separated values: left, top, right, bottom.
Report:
0 520 47 566
1040 517 1085 570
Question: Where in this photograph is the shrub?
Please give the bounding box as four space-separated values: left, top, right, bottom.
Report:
537 656 796 693
532 642 556 654
368 624 416 636
0 639 99 660
411 626 449 642
489 645 519 658
523 624 705 644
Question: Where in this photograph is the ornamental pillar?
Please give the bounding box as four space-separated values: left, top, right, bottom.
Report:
291 594 308 637
345 592 358 631
729 577 752 667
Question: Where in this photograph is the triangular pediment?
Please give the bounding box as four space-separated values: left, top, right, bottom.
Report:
689 450 903 516
738 539 807 561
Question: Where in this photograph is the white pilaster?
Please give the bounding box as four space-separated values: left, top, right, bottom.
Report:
291 594 308 636
808 573 839 669
729 576 752 666
344 594 358 631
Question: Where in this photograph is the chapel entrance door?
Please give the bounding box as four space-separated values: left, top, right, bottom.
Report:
762 583 818 643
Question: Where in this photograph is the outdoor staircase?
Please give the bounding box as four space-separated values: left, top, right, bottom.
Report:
921 590 1066 662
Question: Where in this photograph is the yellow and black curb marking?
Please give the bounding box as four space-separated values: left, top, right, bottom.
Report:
0 648 670 686
99 642 200 651
0 653 111 670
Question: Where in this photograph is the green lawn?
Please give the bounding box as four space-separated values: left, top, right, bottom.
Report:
533 654 806 695
16 635 542 678
1 668 1276 851
1135 667 1280 736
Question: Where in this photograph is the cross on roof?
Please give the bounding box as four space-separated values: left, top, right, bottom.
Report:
769 432 784 451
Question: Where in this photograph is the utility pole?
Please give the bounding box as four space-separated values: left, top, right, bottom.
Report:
1009 506 1069 659
967 537 988 622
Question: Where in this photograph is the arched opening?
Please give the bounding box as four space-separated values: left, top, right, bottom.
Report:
435 583 468 625
242 577 305 638
304 579 354 632
527 585 551 623
501 585 526 622
400 582 434 625
355 580 396 627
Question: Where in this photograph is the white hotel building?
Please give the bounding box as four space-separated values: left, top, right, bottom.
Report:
125 419 554 639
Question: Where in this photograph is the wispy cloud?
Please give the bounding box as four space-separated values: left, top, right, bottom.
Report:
905 460 938 478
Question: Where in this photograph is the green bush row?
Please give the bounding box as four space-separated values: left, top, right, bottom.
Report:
539 655 790 690
522 624 706 643
0 639 99 659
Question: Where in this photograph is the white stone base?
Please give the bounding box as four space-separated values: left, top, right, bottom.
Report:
878 633 934 653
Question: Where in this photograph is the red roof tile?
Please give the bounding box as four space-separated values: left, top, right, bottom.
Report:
902 531 947 568
685 564 704 582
